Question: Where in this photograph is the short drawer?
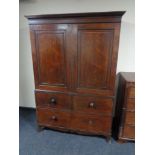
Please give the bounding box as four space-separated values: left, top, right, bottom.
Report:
127 87 135 98
122 126 135 139
70 112 112 134
124 111 135 125
37 108 71 128
126 98 135 110
73 96 113 115
35 91 71 110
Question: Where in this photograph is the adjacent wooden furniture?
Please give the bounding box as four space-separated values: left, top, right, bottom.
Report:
113 72 135 142
26 12 125 142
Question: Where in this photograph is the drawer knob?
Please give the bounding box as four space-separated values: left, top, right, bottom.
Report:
89 102 95 108
51 115 57 121
50 97 57 104
89 120 93 125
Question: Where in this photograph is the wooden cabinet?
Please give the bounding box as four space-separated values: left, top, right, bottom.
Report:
113 72 135 142
26 12 125 141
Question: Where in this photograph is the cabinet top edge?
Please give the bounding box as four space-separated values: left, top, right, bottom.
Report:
119 72 135 83
25 11 126 20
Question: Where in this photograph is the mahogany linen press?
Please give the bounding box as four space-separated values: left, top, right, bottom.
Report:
26 11 125 142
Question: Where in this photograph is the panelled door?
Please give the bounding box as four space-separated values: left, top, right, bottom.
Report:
71 23 121 96
30 23 120 95
30 24 73 92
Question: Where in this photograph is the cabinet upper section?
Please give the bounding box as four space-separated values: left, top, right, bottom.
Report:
25 11 125 25
26 12 125 96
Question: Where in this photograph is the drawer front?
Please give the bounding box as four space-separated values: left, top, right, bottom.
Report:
127 87 135 98
73 96 113 115
126 98 135 110
37 108 71 128
70 112 112 134
35 91 71 110
122 126 135 139
124 111 135 125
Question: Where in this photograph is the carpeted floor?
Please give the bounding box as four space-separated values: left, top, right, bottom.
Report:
19 108 135 155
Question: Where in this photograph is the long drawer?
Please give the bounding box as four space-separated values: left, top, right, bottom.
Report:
126 98 135 110
37 108 112 134
73 96 113 115
37 108 71 128
35 91 71 110
127 86 135 98
70 112 112 134
124 111 135 125
122 126 135 139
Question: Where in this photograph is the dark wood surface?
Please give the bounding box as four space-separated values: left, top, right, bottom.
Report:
26 12 125 141
113 72 135 142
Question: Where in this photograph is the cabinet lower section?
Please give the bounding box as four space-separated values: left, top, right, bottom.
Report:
35 90 114 138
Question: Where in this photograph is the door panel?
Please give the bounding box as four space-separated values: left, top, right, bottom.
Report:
73 23 120 95
30 24 71 91
78 29 113 89
36 31 66 86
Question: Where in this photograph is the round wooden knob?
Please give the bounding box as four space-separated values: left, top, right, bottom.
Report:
89 102 95 108
51 115 57 121
88 120 93 125
50 97 57 104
